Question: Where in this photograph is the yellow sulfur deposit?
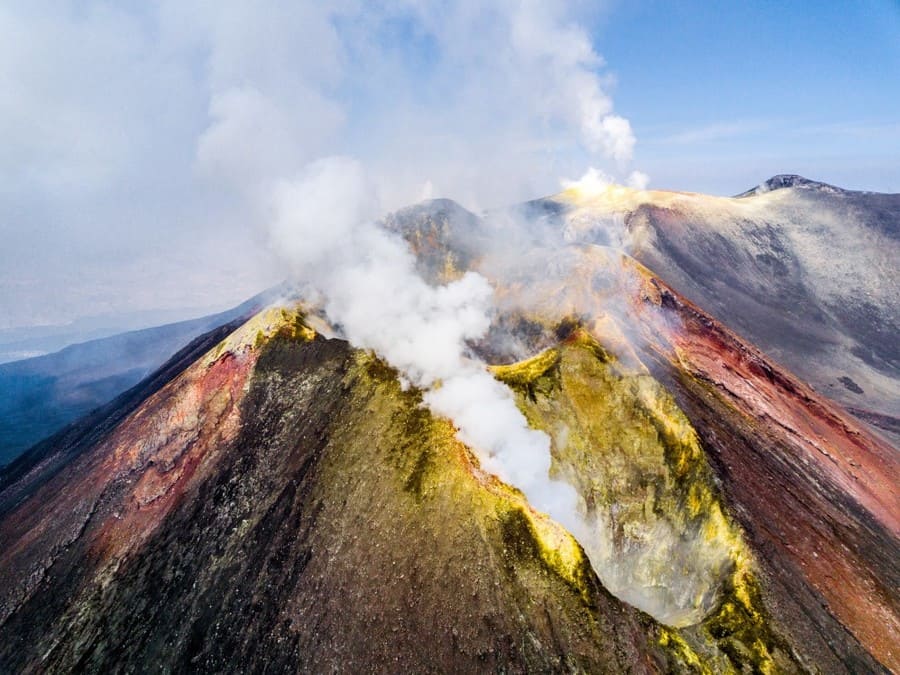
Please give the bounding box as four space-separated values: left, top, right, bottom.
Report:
203 305 315 367
489 325 792 668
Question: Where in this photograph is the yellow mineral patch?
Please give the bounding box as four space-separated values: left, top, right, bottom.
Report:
441 250 461 282
558 182 649 212
487 323 793 668
556 181 720 222
633 376 700 454
301 311 336 338
351 349 591 597
202 305 314 367
555 179 791 219
490 348 560 385
334 331 789 670
658 628 715 675
518 505 589 594
564 326 612 359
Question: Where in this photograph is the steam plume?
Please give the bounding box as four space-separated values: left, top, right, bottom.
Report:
228 2 647 544
187 0 654 621
268 156 584 536
239 1 652 601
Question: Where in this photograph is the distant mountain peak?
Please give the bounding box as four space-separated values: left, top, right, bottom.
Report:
736 174 843 198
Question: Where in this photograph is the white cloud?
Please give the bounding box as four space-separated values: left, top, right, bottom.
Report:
195 86 343 188
0 0 641 326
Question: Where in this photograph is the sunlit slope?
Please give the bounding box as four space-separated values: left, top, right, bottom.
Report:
555 175 900 443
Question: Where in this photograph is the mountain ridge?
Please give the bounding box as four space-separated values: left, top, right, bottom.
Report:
736 173 846 197
0 176 897 672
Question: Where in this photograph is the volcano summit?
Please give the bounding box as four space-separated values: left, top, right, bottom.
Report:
0 177 898 673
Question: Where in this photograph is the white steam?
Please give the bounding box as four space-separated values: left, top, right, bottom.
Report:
181 0 649 608
222 2 648 541
505 1 636 163
268 156 584 535
562 166 651 193
188 1 644 214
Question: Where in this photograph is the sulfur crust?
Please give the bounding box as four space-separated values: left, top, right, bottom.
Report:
202 305 315 367
352 349 593 597
490 327 787 671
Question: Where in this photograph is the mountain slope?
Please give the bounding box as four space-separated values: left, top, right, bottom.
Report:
0 290 277 466
631 269 899 671
1 300 895 671
549 176 900 443
1 180 897 672
0 309 715 672
391 199 900 671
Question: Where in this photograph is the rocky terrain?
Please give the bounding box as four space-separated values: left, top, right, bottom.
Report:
0 177 897 673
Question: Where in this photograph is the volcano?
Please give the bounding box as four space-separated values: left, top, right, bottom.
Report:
1 177 897 673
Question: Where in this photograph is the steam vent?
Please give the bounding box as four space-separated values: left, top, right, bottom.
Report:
2 178 899 673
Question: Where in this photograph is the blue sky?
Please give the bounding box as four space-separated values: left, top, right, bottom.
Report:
1 1 898 330
595 0 900 193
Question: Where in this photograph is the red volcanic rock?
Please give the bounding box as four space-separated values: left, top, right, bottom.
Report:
0 328 685 674
0 347 257 627
633 273 900 671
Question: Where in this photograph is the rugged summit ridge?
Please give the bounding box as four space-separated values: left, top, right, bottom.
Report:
735 174 846 197
553 177 900 446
